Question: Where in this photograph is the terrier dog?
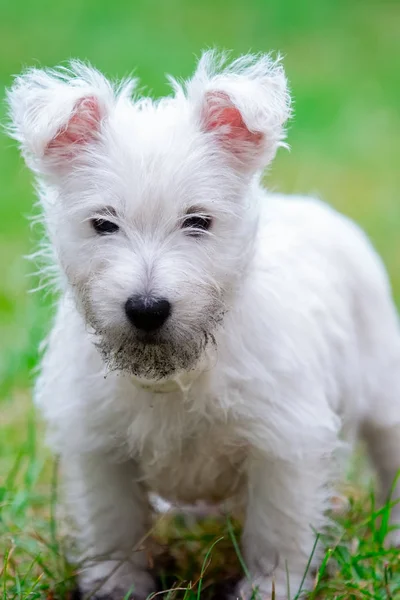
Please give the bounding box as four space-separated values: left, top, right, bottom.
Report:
7 52 400 599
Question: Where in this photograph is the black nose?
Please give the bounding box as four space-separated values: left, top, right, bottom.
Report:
125 296 171 332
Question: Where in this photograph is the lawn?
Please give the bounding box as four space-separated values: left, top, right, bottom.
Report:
0 0 400 598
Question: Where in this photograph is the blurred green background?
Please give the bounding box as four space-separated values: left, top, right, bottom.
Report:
0 0 399 441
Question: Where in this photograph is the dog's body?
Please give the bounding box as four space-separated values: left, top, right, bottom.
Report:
7 53 400 599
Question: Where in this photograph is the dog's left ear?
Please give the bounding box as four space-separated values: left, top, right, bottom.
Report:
188 51 291 173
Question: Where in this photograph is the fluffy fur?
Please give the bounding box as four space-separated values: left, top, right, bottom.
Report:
7 51 400 599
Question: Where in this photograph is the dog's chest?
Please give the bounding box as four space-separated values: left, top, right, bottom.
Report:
126 394 248 505
141 427 247 505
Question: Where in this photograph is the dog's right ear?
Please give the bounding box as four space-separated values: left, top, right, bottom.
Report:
6 62 123 178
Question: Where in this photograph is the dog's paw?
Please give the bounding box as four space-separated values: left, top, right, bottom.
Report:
234 573 310 600
78 568 155 600
233 578 278 600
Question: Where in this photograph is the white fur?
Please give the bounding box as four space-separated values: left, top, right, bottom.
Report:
7 52 400 599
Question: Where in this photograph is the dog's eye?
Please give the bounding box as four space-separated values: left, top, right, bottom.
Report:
92 218 119 235
181 214 212 236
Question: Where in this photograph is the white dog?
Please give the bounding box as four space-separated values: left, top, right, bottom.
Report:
7 52 400 599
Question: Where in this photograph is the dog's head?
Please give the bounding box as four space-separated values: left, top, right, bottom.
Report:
7 52 290 380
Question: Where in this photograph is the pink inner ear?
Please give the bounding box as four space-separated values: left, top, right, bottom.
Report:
203 91 263 147
46 96 102 154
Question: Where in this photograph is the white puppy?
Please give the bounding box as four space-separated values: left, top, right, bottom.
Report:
7 52 400 599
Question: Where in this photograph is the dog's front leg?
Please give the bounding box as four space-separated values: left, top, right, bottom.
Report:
63 453 154 600
237 452 328 600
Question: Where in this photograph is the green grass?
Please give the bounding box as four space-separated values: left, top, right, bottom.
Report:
0 0 400 597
